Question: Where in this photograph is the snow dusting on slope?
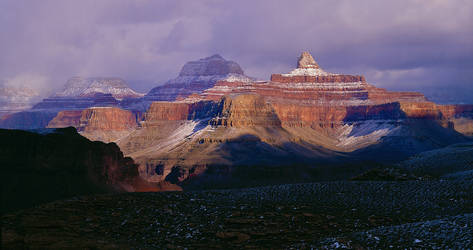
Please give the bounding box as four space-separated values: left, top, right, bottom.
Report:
55 77 144 100
336 121 399 149
282 68 336 77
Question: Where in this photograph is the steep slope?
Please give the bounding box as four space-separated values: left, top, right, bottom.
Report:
0 127 158 212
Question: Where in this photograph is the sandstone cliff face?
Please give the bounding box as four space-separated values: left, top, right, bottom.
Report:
48 107 138 132
210 95 281 127
47 107 138 142
78 107 137 132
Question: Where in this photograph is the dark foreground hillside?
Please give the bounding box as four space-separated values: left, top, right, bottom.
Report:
3 180 473 249
0 127 156 213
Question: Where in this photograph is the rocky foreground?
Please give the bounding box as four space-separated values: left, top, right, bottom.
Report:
3 180 473 249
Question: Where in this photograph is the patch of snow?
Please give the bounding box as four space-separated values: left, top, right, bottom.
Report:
55 77 144 100
336 120 399 148
282 68 336 77
137 121 204 155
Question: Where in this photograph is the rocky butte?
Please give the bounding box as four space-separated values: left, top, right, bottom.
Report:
110 52 473 186
138 54 253 105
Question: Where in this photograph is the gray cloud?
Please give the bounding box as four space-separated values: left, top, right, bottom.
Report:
1 0 472 103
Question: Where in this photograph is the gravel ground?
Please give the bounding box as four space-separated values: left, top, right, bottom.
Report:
3 180 473 249
319 213 473 249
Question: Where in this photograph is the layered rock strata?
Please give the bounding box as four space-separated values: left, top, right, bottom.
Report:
118 52 471 185
48 107 138 142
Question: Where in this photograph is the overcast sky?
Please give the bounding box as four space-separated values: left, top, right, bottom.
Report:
1 0 472 103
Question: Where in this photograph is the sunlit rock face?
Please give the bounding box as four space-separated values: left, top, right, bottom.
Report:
47 107 139 142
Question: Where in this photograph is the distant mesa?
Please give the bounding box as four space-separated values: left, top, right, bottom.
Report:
32 77 144 111
179 54 244 76
144 54 253 102
55 77 144 100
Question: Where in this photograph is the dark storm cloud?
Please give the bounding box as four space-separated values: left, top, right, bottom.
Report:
1 0 472 102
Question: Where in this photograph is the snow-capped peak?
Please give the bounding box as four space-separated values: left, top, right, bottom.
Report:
55 77 144 100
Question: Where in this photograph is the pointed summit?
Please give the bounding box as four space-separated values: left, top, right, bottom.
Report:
297 52 320 69
280 52 330 76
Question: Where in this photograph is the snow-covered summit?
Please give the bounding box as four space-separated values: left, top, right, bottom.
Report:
55 77 144 100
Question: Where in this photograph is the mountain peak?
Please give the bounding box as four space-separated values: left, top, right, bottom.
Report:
55 77 144 100
297 52 320 69
280 52 329 76
204 54 224 61
179 55 244 76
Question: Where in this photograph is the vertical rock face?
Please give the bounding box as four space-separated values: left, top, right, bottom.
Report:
210 95 281 127
48 107 137 132
47 107 138 142
78 107 137 132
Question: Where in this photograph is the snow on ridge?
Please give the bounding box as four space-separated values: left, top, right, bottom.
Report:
336 120 399 148
163 73 253 85
55 77 144 99
223 73 255 83
282 68 337 77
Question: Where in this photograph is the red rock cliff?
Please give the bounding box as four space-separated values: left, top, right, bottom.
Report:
48 107 138 132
